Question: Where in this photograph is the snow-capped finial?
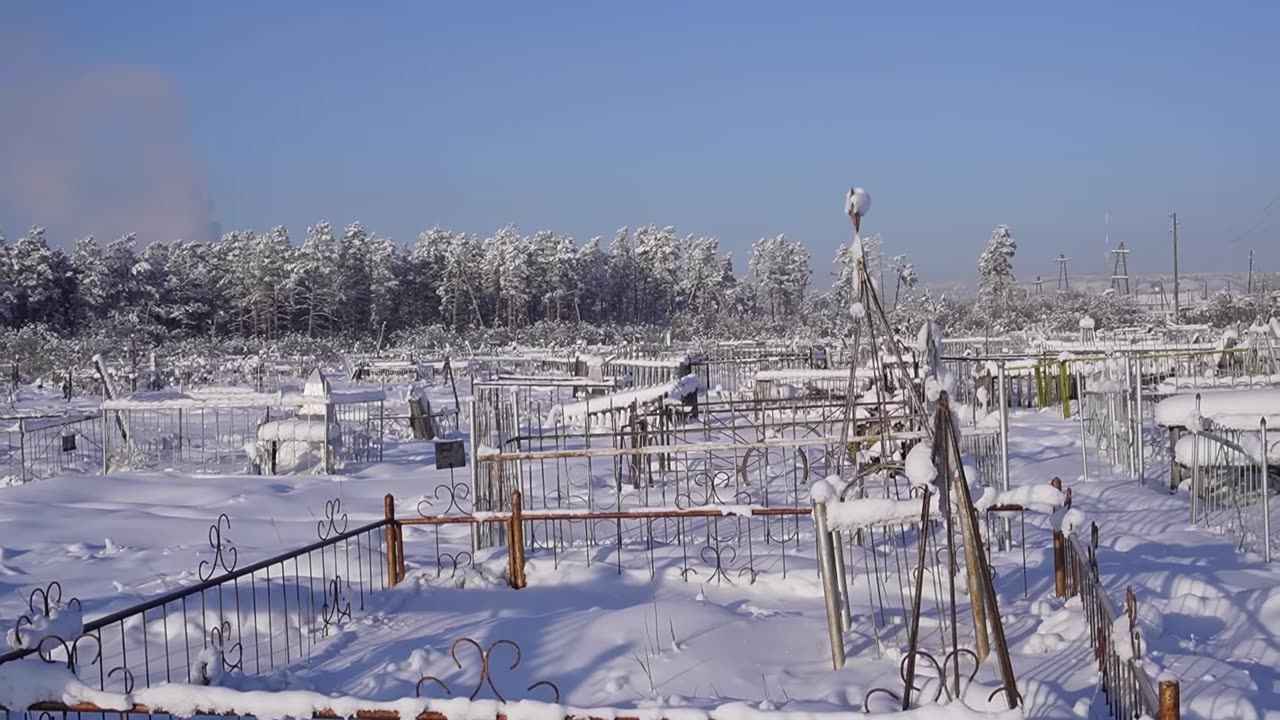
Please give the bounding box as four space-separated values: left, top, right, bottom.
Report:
844 187 871 232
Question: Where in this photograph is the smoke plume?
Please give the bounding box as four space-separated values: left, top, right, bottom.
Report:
0 27 211 244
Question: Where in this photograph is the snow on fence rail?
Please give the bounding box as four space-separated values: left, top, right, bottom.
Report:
3 688 1025 720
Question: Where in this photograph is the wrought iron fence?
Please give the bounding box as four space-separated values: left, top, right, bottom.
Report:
0 502 394 694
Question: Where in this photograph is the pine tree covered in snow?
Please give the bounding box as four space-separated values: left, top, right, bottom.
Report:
977 224 1020 331
0 214 1269 348
290 222 341 337
749 234 810 324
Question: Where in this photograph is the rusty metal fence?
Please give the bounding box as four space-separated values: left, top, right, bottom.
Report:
1059 526 1179 720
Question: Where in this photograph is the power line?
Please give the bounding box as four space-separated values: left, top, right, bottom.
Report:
1228 191 1280 244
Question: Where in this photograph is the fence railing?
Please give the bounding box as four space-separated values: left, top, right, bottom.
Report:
0 506 394 693
1179 418 1276 561
1056 526 1179 720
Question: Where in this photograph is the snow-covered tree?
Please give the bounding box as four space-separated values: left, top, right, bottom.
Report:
749 234 810 323
70 237 108 330
606 228 641 323
977 225 1019 330
290 222 341 337
437 232 484 329
891 254 918 310
575 238 608 323
10 228 60 326
633 225 680 324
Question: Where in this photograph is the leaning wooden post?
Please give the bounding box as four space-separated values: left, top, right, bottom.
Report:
384 494 399 586
1159 680 1180 720
508 490 527 589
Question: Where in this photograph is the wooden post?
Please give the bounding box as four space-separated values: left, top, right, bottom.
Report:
1159 680 1180 720
508 490 527 589
384 494 399 586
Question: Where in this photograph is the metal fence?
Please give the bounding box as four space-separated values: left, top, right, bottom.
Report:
0 412 102 485
1062 529 1177 719
1179 418 1276 561
0 504 394 695
101 400 385 475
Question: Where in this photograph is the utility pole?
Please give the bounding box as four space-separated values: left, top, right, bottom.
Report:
1171 213 1180 322
1248 249 1255 295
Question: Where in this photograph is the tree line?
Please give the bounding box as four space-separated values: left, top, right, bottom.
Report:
0 222 1271 350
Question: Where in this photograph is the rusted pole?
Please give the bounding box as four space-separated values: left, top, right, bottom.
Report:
384 494 399 586
900 488 932 709
509 490 527 589
1050 477 1066 597
1158 680 1180 720
1053 529 1066 598
395 522 406 584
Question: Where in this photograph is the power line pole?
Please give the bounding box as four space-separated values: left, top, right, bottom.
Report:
1171 213 1180 322
1248 249 1254 295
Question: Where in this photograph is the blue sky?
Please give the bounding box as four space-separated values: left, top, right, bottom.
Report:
2 1 1278 284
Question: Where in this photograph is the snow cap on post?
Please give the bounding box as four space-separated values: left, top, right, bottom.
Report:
845 187 871 231
303 368 331 399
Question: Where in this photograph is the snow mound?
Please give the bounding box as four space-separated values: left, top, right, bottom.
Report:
904 442 936 488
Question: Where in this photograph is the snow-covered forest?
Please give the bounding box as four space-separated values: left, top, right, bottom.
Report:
0 223 1275 352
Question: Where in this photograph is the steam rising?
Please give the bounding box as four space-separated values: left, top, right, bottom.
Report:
0 28 211 243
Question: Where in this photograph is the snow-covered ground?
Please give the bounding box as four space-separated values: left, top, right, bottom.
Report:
2 397 1279 718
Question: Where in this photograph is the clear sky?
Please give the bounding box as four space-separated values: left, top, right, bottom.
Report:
2 1 1278 285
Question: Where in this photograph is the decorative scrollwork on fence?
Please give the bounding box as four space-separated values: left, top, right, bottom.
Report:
321 575 353 631
436 551 474 578
36 633 100 674
11 581 85 652
209 620 244 673
863 646 995 713
29 581 80 617
198 513 238 581
700 544 737 585
108 665 135 693
317 498 349 541
415 637 560 703
418 482 471 517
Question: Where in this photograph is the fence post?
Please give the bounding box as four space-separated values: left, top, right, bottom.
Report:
384 494 399 586
1134 355 1146 484
812 500 846 670
1053 529 1066 598
18 419 27 484
1261 418 1271 563
1059 361 1072 419
1159 680 1180 720
1051 478 1066 597
508 490 527 589
997 360 1012 550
